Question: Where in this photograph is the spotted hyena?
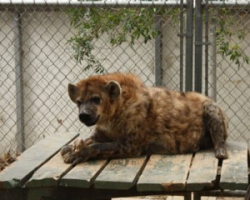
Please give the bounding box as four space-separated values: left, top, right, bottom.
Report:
61 73 228 164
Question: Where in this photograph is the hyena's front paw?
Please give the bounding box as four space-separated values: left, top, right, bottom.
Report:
60 138 86 156
61 138 87 164
62 151 83 164
73 138 86 151
215 146 228 159
60 145 74 156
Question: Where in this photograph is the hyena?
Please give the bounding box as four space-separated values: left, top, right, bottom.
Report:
61 73 228 164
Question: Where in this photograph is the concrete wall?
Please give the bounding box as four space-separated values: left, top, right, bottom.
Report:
0 9 249 154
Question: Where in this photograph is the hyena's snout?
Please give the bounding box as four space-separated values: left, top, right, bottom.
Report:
79 109 99 127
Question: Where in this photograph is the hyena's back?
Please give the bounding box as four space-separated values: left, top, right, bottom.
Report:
145 87 228 155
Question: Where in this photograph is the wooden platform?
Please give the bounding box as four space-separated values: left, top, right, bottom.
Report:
0 132 249 200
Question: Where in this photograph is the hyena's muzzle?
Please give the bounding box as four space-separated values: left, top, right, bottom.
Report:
78 104 99 126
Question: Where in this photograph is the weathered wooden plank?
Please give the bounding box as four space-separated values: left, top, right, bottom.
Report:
220 141 248 190
26 135 105 188
94 156 147 190
186 150 218 191
25 152 71 188
0 132 79 189
60 159 108 188
137 154 193 192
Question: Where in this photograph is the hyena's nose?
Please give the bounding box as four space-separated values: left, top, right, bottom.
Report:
79 110 99 126
79 112 91 123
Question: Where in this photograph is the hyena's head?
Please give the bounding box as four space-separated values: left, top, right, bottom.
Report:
68 79 121 126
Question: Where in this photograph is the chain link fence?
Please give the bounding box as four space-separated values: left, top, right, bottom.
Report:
0 0 250 156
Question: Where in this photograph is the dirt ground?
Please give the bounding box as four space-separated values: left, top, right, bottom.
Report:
0 152 17 172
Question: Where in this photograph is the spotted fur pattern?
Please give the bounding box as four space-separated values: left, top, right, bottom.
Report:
61 73 228 164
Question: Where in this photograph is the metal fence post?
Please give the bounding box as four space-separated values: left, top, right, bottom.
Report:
185 0 194 92
210 18 217 101
204 0 209 97
155 16 162 86
195 0 203 93
14 10 25 152
179 0 184 92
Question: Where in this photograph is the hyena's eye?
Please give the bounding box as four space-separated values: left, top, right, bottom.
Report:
90 96 101 104
76 99 82 107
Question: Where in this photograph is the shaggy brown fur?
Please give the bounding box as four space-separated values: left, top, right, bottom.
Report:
61 73 228 164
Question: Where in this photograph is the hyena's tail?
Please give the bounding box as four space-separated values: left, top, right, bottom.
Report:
203 101 228 159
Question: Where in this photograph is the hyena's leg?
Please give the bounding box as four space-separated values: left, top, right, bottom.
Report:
61 129 144 164
62 142 117 164
203 101 228 159
60 137 96 157
62 141 142 164
60 131 112 159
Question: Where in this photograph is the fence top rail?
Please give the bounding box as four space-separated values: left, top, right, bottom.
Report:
0 0 249 8
0 0 184 6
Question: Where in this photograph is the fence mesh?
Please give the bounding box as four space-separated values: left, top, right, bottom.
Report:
0 0 250 156
207 4 250 142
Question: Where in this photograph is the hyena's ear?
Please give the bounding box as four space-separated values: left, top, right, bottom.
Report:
68 83 79 103
105 81 121 100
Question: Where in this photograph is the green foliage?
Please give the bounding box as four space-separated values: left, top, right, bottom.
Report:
66 7 178 73
67 7 249 72
214 9 249 68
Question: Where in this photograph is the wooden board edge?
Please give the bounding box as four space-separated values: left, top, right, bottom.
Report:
186 151 218 191
60 160 109 188
186 182 215 191
220 141 249 191
94 157 148 190
220 182 249 191
60 178 92 188
0 179 20 189
0 132 79 189
137 181 186 192
25 178 58 188
25 134 81 188
136 183 163 192
94 181 133 190
137 154 193 192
